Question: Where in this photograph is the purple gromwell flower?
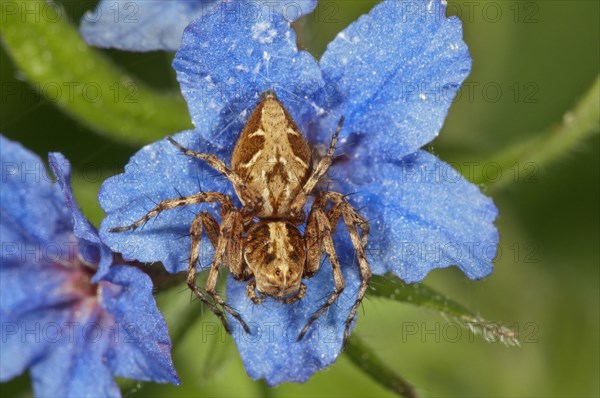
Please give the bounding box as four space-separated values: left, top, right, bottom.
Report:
0 136 180 397
80 0 318 51
99 0 499 386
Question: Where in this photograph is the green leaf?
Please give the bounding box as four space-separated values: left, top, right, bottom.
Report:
0 0 192 145
345 334 418 398
473 75 600 191
369 275 519 346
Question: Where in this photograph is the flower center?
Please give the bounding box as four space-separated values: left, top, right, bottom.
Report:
59 247 101 301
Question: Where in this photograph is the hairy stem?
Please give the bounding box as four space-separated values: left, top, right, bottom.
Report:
369 275 519 346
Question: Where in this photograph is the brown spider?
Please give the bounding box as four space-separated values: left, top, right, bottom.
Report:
111 90 371 343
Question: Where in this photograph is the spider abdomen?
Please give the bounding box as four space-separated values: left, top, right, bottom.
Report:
231 92 311 218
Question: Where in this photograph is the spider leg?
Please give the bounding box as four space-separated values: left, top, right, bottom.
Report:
168 138 262 213
290 116 344 217
204 208 251 334
246 280 267 304
187 211 232 333
224 210 252 283
109 192 232 232
323 192 371 347
298 209 345 341
199 211 220 247
304 194 331 277
298 192 371 346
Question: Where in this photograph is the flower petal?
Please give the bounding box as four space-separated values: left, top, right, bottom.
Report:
0 307 70 382
99 130 225 273
29 302 120 398
81 0 318 52
0 135 70 245
101 266 179 384
80 0 214 51
336 150 498 282
319 0 471 159
48 153 113 281
226 261 361 385
172 1 324 150
0 261 74 320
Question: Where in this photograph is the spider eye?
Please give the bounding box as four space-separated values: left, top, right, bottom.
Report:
275 269 281 276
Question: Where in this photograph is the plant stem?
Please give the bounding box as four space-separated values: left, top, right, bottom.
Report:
474 75 600 191
345 334 418 398
369 275 519 346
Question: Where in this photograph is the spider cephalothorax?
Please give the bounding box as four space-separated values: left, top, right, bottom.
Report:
111 91 371 343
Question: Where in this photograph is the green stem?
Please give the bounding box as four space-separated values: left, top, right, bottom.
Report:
0 0 191 144
369 275 519 346
256 380 277 398
345 334 418 398
370 275 473 318
473 75 600 190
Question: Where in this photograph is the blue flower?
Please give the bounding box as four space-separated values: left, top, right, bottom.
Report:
80 0 318 51
0 136 180 397
99 0 498 385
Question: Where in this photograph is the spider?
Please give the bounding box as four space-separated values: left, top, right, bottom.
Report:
111 90 371 343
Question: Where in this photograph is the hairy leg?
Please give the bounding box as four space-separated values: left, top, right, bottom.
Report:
321 192 371 346
298 207 345 341
186 211 232 332
168 138 262 214
300 192 371 346
109 192 233 232
290 117 344 219
204 208 251 334
246 280 267 304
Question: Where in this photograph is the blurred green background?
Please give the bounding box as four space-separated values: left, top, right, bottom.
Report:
1 0 598 397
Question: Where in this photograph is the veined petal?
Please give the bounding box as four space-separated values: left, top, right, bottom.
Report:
29 302 120 398
0 135 70 245
319 0 471 159
99 130 225 273
0 307 70 382
48 153 113 281
0 262 74 320
226 262 360 385
81 0 318 52
101 266 179 384
80 0 215 51
336 150 498 282
173 1 324 150
1 137 180 395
